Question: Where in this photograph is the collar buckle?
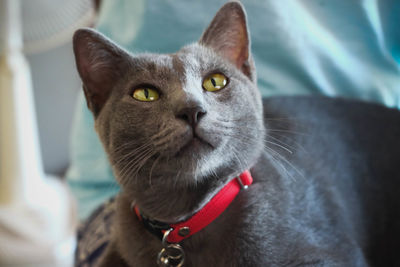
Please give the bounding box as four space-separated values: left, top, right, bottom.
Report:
236 176 249 189
236 170 253 190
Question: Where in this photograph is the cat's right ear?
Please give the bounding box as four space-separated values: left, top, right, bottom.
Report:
73 28 129 116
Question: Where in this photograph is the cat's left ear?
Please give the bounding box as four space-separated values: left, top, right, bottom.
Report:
199 1 253 77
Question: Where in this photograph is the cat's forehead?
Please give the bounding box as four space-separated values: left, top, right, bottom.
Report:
135 44 221 76
128 53 182 87
135 54 175 72
177 44 223 72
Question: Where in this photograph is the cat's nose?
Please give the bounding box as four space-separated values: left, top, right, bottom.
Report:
177 106 206 127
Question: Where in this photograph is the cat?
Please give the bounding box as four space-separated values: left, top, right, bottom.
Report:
72 1 400 266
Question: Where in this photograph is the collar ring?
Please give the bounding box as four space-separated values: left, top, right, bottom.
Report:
162 228 174 247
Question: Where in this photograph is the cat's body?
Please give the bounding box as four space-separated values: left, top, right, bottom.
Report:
98 97 400 267
73 2 400 266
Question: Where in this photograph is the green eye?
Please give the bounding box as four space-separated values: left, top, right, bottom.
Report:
203 73 228 92
133 88 159 101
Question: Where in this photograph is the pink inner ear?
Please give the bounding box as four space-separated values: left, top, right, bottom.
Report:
199 2 250 71
212 27 249 70
226 33 249 69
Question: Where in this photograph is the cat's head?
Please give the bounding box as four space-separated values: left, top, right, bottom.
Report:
73 1 264 193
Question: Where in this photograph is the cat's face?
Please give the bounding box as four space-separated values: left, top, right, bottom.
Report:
73 2 264 192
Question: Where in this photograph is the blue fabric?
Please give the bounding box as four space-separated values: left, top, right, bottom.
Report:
66 0 400 220
66 95 120 219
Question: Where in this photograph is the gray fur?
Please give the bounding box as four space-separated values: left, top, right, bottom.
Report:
73 1 400 266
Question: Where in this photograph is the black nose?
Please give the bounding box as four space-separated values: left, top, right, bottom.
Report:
177 106 206 127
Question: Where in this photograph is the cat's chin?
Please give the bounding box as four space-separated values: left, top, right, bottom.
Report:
174 134 214 158
146 148 221 185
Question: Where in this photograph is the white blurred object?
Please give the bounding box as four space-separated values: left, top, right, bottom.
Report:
0 0 94 265
21 0 96 54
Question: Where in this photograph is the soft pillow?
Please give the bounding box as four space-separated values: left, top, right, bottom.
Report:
67 0 400 220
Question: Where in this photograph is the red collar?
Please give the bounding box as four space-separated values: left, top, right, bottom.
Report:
134 170 253 243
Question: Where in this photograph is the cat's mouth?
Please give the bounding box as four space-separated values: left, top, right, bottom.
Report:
175 133 213 157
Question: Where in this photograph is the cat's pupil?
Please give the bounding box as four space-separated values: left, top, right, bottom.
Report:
211 78 217 87
144 88 149 99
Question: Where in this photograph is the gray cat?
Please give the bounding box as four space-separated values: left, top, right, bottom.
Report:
73 1 400 266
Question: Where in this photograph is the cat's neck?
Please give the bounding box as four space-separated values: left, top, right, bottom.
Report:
121 169 241 223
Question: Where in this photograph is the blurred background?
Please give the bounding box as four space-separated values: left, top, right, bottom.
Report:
22 0 98 177
0 0 97 266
